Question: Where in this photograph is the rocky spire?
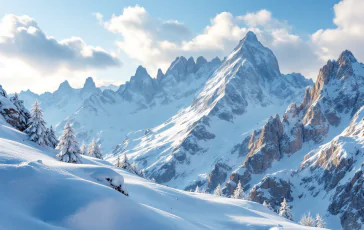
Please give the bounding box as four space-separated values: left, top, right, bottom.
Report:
54 80 75 97
156 68 164 81
186 57 196 74
83 77 97 89
337 50 357 65
81 77 101 96
165 56 188 81
226 31 281 80
196 56 207 71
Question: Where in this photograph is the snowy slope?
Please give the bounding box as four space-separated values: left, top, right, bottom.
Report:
0 117 317 230
114 32 312 190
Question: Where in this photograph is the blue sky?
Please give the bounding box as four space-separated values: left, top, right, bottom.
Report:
1 0 363 93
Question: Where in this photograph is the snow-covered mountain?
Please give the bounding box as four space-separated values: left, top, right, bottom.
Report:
113 31 313 190
19 77 102 126
0 113 314 230
57 55 222 151
217 50 364 229
99 84 119 92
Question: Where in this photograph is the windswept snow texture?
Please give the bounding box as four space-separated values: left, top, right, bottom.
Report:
0 117 317 230
114 31 312 190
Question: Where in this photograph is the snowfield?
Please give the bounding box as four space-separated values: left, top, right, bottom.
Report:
0 117 321 230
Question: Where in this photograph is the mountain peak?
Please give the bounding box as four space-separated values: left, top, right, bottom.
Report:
337 50 357 65
156 68 164 81
83 77 96 89
186 57 196 74
135 66 149 77
244 31 258 42
235 31 260 49
225 30 280 79
196 56 207 70
58 80 72 90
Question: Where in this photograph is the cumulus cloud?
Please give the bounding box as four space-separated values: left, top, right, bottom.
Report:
0 14 121 72
98 6 320 79
311 0 364 62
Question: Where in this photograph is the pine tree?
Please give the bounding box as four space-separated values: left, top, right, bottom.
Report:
10 92 31 128
46 125 58 148
231 181 248 200
131 162 138 172
115 155 122 167
213 184 223 196
80 141 87 155
87 139 103 159
0 85 7 97
120 152 130 169
139 169 145 178
56 121 81 163
315 214 326 228
263 201 272 210
299 211 315 226
195 185 200 193
25 100 48 146
278 198 293 221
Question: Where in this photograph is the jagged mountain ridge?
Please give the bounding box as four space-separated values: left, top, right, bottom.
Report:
19 77 102 126
115 31 313 190
61 55 222 151
219 50 364 229
19 54 221 151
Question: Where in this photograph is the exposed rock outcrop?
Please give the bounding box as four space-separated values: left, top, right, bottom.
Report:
0 86 30 131
250 172 294 211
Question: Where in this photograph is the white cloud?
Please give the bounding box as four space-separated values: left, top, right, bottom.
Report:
311 0 364 62
238 9 272 27
0 14 121 72
99 6 319 79
0 14 123 93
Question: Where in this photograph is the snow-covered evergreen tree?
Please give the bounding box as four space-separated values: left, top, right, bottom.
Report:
139 169 145 178
263 201 271 210
231 181 248 199
131 162 138 173
25 100 48 146
115 152 145 177
195 185 200 193
56 121 81 163
299 211 315 227
10 92 31 127
0 85 7 97
46 125 58 148
316 214 326 228
120 152 130 169
87 139 103 159
80 141 87 155
278 198 293 221
213 184 223 196
115 155 122 167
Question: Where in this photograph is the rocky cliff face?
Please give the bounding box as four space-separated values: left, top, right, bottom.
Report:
116 32 312 190
222 50 364 229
